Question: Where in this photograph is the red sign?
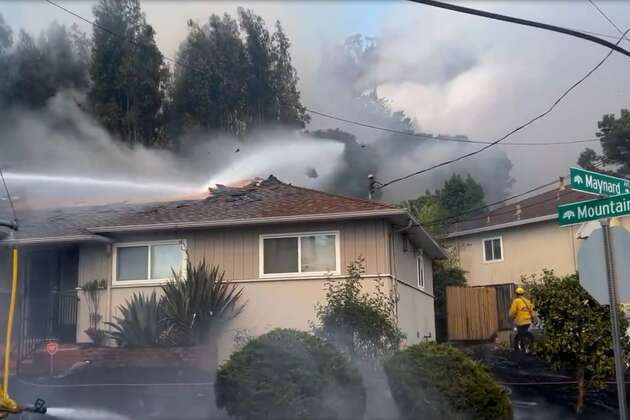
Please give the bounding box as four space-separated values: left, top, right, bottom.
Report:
46 341 58 356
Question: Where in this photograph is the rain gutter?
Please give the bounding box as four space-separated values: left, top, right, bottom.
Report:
86 209 407 233
0 234 113 247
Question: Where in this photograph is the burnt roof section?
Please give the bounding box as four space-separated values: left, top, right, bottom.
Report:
0 176 400 241
446 186 593 236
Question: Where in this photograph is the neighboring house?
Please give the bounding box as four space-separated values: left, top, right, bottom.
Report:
0 176 445 363
443 179 630 287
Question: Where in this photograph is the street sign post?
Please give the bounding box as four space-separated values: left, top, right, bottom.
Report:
569 166 630 197
561 167 629 420
557 193 630 226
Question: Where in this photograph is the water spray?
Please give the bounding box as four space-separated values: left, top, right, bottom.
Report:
0 397 47 417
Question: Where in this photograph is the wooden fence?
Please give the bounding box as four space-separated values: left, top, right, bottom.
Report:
446 286 499 341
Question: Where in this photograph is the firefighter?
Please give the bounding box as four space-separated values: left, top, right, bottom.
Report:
509 287 535 352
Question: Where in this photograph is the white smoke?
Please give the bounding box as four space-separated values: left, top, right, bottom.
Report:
0 91 347 209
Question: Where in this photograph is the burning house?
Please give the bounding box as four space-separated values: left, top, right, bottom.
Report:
0 176 444 371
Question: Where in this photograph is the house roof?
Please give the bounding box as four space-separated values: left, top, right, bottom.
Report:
0 176 448 258
444 185 593 238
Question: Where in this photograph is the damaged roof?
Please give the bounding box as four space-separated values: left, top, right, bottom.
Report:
0 175 405 243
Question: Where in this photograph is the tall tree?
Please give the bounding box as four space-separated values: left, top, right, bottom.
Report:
238 8 276 127
170 15 247 138
5 31 55 108
577 109 630 177
437 174 485 219
271 21 309 128
89 0 167 146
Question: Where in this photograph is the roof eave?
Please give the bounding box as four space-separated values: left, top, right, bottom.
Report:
441 213 558 239
400 214 448 260
87 209 407 234
0 234 113 247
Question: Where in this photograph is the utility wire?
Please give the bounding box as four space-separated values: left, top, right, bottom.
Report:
427 160 608 228
408 0 630 58
416 180 559 227
307 109 600 146
43 0 622 194
378 28 630 189
47 0 609 153
428 184 577 230
588 0 630 42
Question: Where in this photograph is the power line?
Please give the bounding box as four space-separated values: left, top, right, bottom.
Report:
378 28 630 189
43 0 623 194
307 109 600 146
419 179 559 228
429 183 576 230
408 0 630 58
588 0 630 42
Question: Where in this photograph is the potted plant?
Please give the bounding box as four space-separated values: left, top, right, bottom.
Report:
80 279 107 346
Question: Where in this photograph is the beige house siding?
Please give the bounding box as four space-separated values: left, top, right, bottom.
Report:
76 219 418 360
445 220 580 287
391 231 436 343
445 217 630 287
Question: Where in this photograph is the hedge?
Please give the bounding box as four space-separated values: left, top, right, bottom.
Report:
215 328 365 420
383 342 512 420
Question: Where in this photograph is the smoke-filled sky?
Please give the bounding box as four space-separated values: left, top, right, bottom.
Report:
2 1 630 204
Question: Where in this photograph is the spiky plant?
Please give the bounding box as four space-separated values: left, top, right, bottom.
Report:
106 292 163 347
161 259 245 346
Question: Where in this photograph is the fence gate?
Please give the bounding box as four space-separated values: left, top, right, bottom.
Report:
446 286 498 341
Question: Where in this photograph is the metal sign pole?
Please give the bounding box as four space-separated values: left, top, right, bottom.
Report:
601 218 628 419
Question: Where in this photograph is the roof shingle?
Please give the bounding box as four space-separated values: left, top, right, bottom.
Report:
0 176 400 241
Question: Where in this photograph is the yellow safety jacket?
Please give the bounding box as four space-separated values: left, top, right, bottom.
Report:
509 296 534 326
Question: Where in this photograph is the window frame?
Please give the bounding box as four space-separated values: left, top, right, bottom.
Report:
112 239 187 286
259 231 341 278
416 250 425 290
482 236 504 263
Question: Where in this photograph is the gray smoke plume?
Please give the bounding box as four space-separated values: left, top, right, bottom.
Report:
304 34 514 203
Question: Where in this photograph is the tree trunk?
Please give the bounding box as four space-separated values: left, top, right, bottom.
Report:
576 366 586 413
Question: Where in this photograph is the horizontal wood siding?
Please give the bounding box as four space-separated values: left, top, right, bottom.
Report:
75 219 391 343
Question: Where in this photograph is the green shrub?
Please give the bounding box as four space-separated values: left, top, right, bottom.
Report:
161 258 245 346
384 343 512 420
314 257 404 361
215 328 365 420
106 292 163 347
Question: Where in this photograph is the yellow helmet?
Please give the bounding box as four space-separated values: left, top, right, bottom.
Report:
515 287 525 295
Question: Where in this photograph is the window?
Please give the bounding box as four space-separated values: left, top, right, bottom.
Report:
113 240 186 285
483 237 503 262
416 251 425 289
260 232 340 277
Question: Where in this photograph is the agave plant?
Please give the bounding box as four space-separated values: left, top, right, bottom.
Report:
106 292 163 347
161 259 245 346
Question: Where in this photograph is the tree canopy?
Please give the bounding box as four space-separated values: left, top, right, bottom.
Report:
89 0 168 147
0 22 88 108
169 9 308 142
524 270 630 413
577 109 630 177
402 173 485 236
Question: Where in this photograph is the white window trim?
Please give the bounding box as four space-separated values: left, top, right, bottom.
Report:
112 239 187 287
259 231 341 278
482 236 504 263
416 250 425 290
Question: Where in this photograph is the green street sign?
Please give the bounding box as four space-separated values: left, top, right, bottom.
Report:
558 193 630 225
569 166 630 196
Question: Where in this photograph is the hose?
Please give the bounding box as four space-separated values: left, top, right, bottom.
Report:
1 248 18 408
